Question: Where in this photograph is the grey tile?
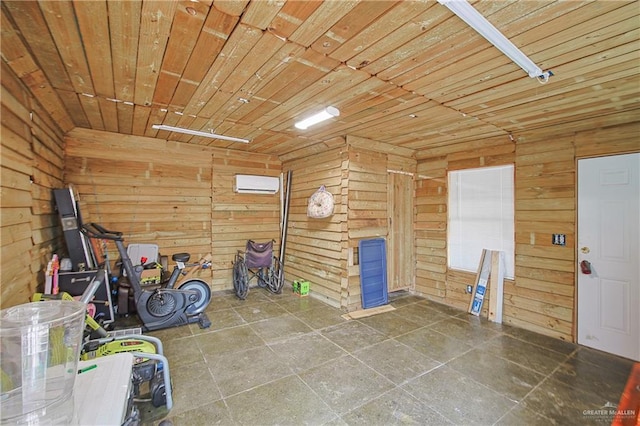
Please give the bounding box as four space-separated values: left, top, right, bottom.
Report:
447 347 545 401
484 334 569 375
137 290 636 426
388 292 426 308
249 313 313 343
321 417 348 426
224 375 336 425
341 387 453 425
269 332 347 374
164 399 234 426
458 312 505 332
195 325 263 356
161 335 204 368
168 360 221 416
495 404 555 426
147 322 192 342
207 346 293 397
402 365 515 425
233 301 288 323
551 351 632 403
262 287 298 301
300 355 395 415
396 327 473 363
277 294 328 313
429 316 501 346
520 376 614 426
320 321 388 353
191 307 246 334
353 339 441 385
571 346 635 378
392 303 447 326
226 289 271 307
357 312 424 337
503 324 577 356
418 299 466 317
206 291 237 312
294 304 349 330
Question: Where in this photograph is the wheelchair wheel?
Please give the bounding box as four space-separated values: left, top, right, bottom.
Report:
233 255 249 300
178 279 211 315
256 268 269 289
266 258 284 294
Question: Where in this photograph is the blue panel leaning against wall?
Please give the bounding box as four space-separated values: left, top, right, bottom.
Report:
359 238 388 309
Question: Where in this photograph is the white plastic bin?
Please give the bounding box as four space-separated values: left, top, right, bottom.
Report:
1 300 86 425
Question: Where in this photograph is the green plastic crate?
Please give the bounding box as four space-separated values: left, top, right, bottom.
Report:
292 279 310 296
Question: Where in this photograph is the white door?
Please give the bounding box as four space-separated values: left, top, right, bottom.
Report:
577 153 640 361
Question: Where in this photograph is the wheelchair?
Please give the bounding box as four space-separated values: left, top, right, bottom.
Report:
232 240 284 299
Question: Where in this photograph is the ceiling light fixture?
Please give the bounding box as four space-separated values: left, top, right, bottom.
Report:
151 124 250 143
437 0 553 82
294 106 340 130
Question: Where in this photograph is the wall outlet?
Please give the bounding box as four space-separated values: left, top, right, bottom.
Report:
552 234 567 246
466 285 473 294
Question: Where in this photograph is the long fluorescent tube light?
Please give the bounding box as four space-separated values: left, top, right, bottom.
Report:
294 106 340 130
152 124 250 143
438 0 552 82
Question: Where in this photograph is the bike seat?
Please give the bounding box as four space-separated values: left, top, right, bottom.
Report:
172 253 190 263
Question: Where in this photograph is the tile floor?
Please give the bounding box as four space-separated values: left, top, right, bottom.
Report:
135 288 635 426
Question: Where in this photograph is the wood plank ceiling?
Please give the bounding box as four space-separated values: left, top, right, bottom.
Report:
2 0 639 160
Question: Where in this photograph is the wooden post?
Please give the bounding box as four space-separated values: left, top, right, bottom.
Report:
488 251 505 323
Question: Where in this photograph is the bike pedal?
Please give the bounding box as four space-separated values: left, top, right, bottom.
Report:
198 314 211 329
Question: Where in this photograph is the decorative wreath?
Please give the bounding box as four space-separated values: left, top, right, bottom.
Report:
307 185 334 219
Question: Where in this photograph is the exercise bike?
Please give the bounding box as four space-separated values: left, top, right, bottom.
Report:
82 222 212 332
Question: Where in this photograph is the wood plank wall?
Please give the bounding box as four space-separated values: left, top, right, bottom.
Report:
64 128 280 293
1 63 66 308
415 155 448 302
345 136 416 311
345 148 388 310
512 133 575 339
211 152 281 291
513 122 640 340
416 122 639 342
415 136 516 311
282 145 347 307
282 136 415 311
65 128 214 274
574 122 640 159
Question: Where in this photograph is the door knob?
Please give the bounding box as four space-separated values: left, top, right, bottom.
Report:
580 260 592 275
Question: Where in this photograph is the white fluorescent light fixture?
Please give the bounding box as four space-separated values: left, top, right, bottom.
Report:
438 0 553 82
294 106 340 130
152 124 250 143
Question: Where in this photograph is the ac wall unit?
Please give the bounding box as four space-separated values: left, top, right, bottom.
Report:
234 175 280 194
